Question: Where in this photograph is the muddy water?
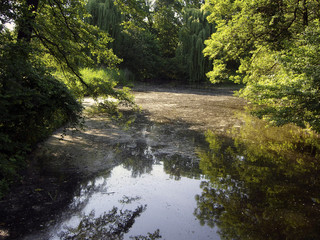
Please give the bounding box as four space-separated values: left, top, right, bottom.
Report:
2 86 320 240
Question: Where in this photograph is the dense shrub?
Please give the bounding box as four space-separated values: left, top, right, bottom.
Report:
56 67 135 103
0 42 82 198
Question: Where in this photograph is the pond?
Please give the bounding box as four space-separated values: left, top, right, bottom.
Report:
21 111 320 240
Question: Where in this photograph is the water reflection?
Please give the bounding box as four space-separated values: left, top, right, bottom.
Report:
64 163 217 239
118 123 204 180
121 141 157 178
162 154 202 180
58 206 162 240
27 161 218 240
195 116 320 240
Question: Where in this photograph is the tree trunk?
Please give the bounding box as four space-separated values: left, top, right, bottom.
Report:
302 0 308 26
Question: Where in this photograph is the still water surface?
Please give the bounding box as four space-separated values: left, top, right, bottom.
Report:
52 163 219 240
25 162 219 240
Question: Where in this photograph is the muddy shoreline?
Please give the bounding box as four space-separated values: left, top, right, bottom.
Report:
0 85 246 240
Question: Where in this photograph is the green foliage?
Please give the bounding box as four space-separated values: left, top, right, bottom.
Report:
150 0 183 79
87 0 162 80
114 0 153 30
25 0 120 84
153 0 182 58
119 28 163 79
195 117 320 239
87 0 220 82
86 0 124 53
239 23 320 132
176 7 214 83
204 0 320 132
0 0 121 198
0 37 82 198
56 67 135 104
87 0 123 37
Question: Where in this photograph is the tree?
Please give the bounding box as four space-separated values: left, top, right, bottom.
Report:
86 0 124 52
114 0 182 80
59 206 160 240
176 7 214 83
153 0 182 59
114 0 153 30
35 0 119 81
204 0 320 132
0 0 121 197
87 0 163 80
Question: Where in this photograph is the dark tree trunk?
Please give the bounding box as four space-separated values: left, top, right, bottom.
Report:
302 0 308 26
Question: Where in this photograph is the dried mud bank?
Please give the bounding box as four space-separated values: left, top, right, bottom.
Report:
0 85 246 240
132 85 246 133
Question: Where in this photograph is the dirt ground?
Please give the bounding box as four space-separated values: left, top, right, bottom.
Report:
0 84 246 240
131 84 246 132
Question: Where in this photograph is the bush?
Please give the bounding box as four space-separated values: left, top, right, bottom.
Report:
0 44 82 198
56 67 135 105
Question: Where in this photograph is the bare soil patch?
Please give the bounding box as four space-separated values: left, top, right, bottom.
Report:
132 84 246 132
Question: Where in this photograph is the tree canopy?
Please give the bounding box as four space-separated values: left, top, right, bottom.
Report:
203 0 320 132
86 0 213 82
176 7 214 82
0 0 124 197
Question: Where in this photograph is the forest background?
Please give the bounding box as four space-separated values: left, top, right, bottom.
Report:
1 0 320 198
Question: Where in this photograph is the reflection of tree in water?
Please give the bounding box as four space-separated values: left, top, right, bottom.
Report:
59 205 161 240
162 154 202 180
195 117 320 240
120 140 156 178
69 172 111 211
121 142 202 180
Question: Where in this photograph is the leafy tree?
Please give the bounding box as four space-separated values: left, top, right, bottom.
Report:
203 0 320 132
0 34 83 197
153 0 182 59
0 0 122 197
87 0 162 80
176 7 214 83
114 0 153 30
86 0 124 53
86 0 216 83
120 28 162 79
195 118 320 240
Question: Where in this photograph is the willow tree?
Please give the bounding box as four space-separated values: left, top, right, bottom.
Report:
176 7 214 83
86 0 123 52
87 0 162 79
